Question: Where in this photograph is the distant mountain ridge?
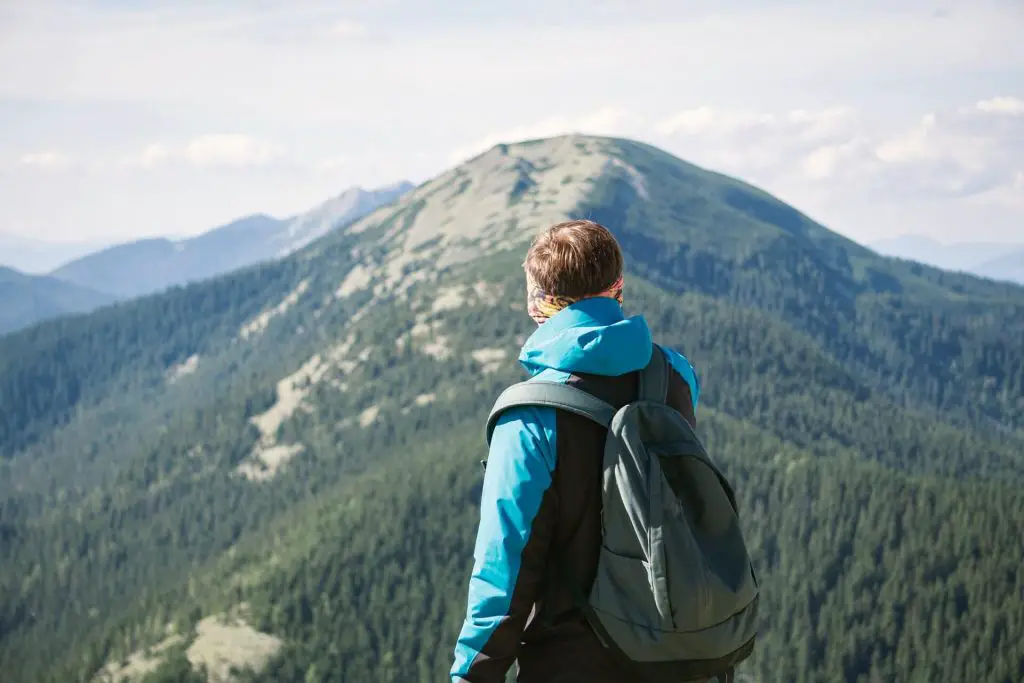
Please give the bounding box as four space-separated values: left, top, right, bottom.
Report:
50 182 415 299
0 233 110 274
973 248 1024 284
0 182 413 336
50 214 286 300
870 234 1024 284
0 265 115 336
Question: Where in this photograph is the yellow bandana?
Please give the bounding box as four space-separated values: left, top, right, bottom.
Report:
526 274 624 324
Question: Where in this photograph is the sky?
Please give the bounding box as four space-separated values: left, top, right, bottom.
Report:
1 0 1022 258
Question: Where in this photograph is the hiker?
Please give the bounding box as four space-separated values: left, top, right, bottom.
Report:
450 220 758 683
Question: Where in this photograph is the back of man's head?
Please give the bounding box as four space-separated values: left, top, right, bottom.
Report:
522 220 624 325
524 220 623 298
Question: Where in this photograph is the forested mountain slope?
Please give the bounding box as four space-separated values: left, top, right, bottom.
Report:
0 135 1021 683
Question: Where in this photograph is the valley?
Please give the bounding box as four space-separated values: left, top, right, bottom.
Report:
0 134 1022 683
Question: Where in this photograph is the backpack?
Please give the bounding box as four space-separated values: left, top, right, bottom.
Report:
484 344 759 683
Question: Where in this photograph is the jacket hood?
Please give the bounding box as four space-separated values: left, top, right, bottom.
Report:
518 296 653 378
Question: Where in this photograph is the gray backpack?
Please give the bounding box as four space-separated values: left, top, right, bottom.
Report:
485 345 759 682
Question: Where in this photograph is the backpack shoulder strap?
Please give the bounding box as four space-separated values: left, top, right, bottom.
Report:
638 344 670 403
485 381 617 446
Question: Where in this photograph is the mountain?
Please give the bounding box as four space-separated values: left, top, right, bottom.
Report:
973 247 1024 284
1 135 1022 683
870 233 1024 283
50 183 415 299
0 265 115 336
0 233 109 274
274 180 416 255
49 214 287 299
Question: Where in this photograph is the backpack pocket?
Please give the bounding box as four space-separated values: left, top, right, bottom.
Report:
591 545 664 635
658 452 757 632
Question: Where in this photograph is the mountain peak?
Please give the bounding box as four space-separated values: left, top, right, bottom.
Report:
276 182 415 255
320 132 867 303
314 135 641 296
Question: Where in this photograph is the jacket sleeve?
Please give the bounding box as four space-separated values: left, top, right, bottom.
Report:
451 405 558 683
664 347 701 417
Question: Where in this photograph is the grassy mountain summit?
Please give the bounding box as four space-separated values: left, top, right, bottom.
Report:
0 134 1022 683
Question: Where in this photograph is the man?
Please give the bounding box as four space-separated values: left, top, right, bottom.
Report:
451 220 703 683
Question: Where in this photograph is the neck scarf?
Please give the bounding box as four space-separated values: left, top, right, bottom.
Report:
526 273 624 325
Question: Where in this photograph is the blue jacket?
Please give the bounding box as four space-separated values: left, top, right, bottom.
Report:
451 297 700 682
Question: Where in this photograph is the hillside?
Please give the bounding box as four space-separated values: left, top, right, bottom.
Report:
50 183 414 299
0 265 115 336
0 134 1022 683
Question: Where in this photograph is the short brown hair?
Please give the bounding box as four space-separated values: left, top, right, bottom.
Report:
523 220 623 298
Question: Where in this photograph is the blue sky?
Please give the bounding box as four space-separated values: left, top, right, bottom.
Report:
1 0 1022 250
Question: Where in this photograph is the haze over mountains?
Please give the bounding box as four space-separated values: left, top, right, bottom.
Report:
870 234 1024 284
51 182 414 299
0 266 116 336
0 182 414 335
976 248 1024 284
0 233 108 274
0 135 1021 683
50 214 289 300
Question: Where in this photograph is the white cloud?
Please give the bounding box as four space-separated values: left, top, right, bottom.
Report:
976 96 1024 115
316 156 350 172
182 134 283 168
799 137 871 180
649 105 864 184
123 134 285 170
130 143 173 169
656 107 774 137
329 20 369 39
858 99 1024 203
18 150 71 169
655 105 858 145
650 97 1024 209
